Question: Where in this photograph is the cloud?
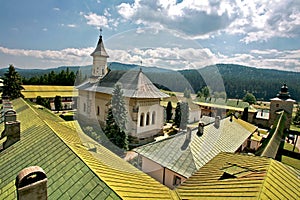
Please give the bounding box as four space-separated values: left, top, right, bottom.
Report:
117 0 239 39
0 45 299 72
0 46 94 67
53 7 60 11
67 24 77 28
117 0 300 42
82 12 119 29
42 28 48 31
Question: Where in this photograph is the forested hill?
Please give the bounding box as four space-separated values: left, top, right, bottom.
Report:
179 64 300 101
1 63 299 101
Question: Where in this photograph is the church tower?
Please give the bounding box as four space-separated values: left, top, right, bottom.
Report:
90 29 109 79
269 84 295 129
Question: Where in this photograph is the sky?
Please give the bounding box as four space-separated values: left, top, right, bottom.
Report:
0 0 299 72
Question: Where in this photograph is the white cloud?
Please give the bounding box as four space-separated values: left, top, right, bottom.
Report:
0 46 94 67
67 24 77 28
53 7 60 11
116 0 300 42
42 28 48 31
83 12 109 28
82 12 119 29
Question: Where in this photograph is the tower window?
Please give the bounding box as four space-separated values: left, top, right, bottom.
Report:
276 104 279 107
97 106 100 116
146 112 150 126
152 111 156 125
140 113 144 127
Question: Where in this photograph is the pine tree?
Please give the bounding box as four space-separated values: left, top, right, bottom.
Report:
174 102 189 130
54 95 62 111
174 102 181 128
180 102 189 130
166 101 173 122
104 84 128 150
2 64 24 100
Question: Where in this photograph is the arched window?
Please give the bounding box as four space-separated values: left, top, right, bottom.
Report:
140 113 144 127
152 111 155 125
97 106 100 116
83 103 86 112
146 112 150 126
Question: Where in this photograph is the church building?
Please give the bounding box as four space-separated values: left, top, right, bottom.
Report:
77 32 169 145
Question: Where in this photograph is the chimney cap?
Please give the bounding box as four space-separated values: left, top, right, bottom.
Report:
16 166 47 188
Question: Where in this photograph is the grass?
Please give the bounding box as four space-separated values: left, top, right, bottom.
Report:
281 156 300 170
283 142 299 152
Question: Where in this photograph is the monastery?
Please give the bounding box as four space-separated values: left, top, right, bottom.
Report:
77 33 168 145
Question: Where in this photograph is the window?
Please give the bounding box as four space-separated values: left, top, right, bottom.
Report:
173 175 181 186
140 113 144 127
146 112 150 126
276 104 279 107
97 106 100 116
152 111 155 125
83 103 86 112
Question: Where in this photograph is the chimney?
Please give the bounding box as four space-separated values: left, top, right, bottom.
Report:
181 127 192 150
214 116 221 128
16 166 48 200
2 109 20 149
197 122 205 136
186 127 192 141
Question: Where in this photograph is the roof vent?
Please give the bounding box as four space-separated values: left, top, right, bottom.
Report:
181 127 192 150
16 166 48 200
197 122 204 136
214 116 221 128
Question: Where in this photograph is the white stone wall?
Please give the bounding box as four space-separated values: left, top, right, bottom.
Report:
136 102 164 137
92 56 108 77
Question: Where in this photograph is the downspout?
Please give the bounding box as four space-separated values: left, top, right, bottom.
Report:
162 167 166 185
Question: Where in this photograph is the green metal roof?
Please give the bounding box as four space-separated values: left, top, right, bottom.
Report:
177 152 300 199
0 99 120 199
135 117 257 178
0 98 176 200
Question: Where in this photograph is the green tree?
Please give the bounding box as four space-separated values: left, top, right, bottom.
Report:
2 64 24 99
104 84 128 150
243 92 256 105
54 95 62 111
174 101 189 130
166 101 173 122
183 88 191 98
293 104 300 124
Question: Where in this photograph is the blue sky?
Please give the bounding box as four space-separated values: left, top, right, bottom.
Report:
0 0 299 71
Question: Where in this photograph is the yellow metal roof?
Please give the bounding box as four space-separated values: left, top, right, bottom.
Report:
22 85 78 98
177 152 300 199
0 98 176 199
194 101 257 113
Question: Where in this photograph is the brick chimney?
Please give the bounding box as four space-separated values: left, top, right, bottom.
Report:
197 122 205 136
214 116 221 128
16 166 48 200
2 109 20 149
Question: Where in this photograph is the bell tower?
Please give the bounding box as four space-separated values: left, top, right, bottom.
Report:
90 28 109 78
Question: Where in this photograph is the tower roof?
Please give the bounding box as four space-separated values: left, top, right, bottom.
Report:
90 35 109 57
276 83 292 100
78 69 169 98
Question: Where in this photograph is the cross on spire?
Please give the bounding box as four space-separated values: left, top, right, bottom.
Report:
99 27 102 37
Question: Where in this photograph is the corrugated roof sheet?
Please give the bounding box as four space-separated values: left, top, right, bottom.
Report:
22 85 78 98
78 70 169 98
177 152 300 199
0 98 176 200
134 117 256 178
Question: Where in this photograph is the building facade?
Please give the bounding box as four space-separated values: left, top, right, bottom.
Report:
77 33 168 144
